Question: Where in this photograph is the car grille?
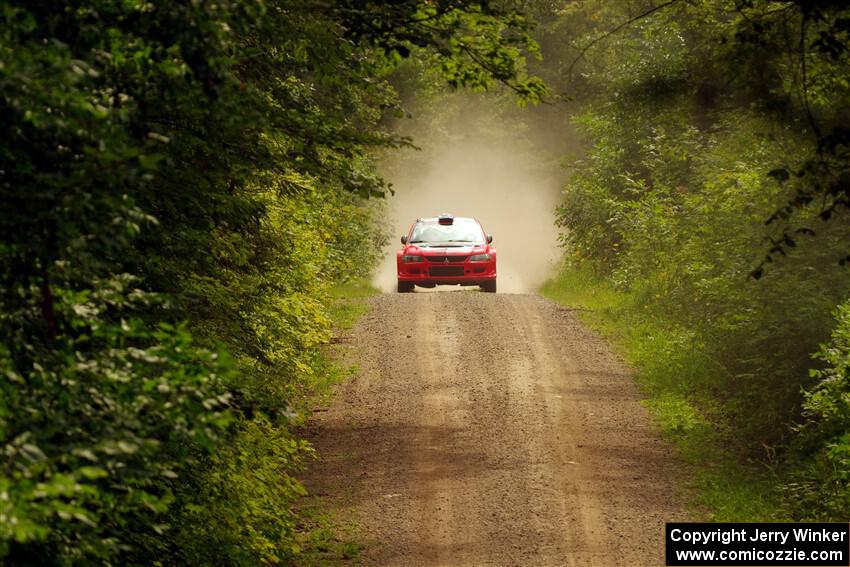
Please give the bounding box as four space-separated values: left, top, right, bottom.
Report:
426 255 467 263
429 266 465 277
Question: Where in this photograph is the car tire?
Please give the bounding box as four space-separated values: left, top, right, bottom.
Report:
481 280 497 293
397 280 415 293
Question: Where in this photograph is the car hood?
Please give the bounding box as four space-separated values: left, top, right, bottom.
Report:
404 245 488 255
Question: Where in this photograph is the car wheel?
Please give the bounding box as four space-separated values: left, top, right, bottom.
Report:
397 280 415 293
481 280 496 293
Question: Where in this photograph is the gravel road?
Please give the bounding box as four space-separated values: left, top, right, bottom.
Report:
304 291 690 566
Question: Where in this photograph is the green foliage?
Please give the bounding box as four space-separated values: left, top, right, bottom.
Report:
558 97 850 445
1 0 543 564
164 415 312 566
786 301 850 519
295 506 363 566
328 279 381 331
541 0 850 521
0 276 233 564
541 267 784 522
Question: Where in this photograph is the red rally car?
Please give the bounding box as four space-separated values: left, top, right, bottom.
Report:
397 214 496 293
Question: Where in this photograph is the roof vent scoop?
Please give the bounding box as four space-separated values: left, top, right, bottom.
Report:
437 213 454 225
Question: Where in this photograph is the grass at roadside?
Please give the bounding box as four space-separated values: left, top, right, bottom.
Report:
296 505 363 566
304 278 379 409
288 279 378 417
328 278 380 330
540 267 784 521
296 278 379 564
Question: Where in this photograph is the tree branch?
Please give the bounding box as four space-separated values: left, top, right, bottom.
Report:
567 0 681 82
799 15 823 145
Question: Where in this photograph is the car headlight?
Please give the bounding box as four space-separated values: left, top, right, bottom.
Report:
402 255 424 263
468 253 491 261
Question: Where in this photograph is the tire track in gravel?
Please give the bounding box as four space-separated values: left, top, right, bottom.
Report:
303 291 691 566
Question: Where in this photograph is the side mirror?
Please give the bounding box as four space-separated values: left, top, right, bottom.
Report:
487 234 493 244
401 235 408 245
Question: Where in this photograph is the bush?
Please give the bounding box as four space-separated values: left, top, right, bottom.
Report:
0 276 232 564
786 301 850 520
1 1 543 563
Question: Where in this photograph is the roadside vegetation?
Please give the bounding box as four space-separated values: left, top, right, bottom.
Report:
542 270 784 521
4 0 850 564
0 2 542 565
538 0 850 522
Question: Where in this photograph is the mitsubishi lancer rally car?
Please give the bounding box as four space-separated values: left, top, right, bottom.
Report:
396 214 496 293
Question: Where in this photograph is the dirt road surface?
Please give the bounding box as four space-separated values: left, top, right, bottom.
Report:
304 291 690 566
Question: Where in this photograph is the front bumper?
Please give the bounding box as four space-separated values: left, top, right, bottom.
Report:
397 258 496 285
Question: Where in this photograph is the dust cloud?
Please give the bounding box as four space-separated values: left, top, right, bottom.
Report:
373 96 566 294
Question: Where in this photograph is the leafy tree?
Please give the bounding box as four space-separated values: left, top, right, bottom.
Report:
1 0 544 564
540 0 850 519
788 300 850 520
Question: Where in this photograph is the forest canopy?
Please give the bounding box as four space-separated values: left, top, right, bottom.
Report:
535 0 850 520
0 1 542 564
3 0 850 564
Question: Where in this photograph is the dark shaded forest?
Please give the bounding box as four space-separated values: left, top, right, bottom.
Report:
1 0 849 564
537 0 850 522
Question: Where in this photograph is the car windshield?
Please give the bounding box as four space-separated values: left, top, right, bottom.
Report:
409 218 485 246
